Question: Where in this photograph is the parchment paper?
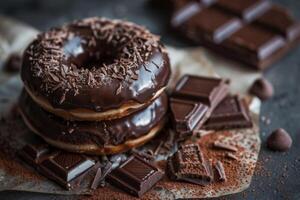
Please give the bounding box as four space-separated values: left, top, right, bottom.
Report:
0 16 262 199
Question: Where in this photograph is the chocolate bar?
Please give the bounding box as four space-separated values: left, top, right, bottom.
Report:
19 142 97 190
167 144 213 185
203 96 252 130
171 0 300 70
170 75 229 135
107 154 164 197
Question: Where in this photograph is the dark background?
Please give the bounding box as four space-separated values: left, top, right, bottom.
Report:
0 0 299 199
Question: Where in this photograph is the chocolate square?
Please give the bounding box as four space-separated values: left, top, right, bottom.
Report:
40 152 95 189
203 96 253 130
255 5 300 41
183 7 242 43
170 98 208 133
222 24 285 61
172 75 229 106
19 142 50 166
107 155 164 197
216 0 271 21
168 144 213 185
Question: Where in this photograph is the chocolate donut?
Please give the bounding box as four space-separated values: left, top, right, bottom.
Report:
19 91 168 155
21 17 171 121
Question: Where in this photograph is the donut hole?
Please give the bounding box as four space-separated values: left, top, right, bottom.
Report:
63 36 118 69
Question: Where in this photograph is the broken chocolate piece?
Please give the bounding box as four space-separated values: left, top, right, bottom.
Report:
19 142 50 166
167 144 213 185
107 155 163 197
203 96 253 130
170 75 229 135
215 160 226 182
39 152 96 190
170 98 208 133
172 75 229 106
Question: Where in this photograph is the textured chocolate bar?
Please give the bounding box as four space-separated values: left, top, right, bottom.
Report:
107 154 164 197
170 75 229 134
167 144 213 185
203 96 252 130
171 0 300 70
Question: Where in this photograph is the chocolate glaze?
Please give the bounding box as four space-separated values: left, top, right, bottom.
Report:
19 91 168 146
21 18 171 112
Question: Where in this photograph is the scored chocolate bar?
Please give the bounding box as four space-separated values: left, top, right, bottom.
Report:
171 0 300 70
170 75 229 135
203 95 253 130
107 154 164 197
167 144 213 185
19 142 97 190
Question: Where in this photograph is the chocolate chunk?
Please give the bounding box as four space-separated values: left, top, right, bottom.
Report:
39 152 96 189
19 142 51 166
171 1 300 70
267 128 292 152
249 78 274 101
203 96 253 130
170 75 229 135
170 98 208 133
215 160 226 182
3 53 22 73
215 0 270 22
107 155 164 197
167 144 213 185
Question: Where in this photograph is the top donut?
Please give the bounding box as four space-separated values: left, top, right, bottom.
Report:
21 17 171 121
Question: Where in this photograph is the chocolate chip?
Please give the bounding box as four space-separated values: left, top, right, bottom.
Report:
267 128 292 152
249 78 274 101
3 53 22 73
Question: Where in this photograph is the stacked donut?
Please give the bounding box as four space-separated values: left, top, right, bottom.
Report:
19 18 171 155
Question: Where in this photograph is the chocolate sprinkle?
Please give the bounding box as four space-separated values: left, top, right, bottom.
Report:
25 18 162 97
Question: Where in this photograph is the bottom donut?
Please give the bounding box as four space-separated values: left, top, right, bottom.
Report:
19 91 168 155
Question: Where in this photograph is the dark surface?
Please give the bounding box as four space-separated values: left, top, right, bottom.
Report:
0 0 299 199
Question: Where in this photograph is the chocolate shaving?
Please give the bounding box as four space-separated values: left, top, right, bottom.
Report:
213 141 238 152
225 152 239 160
154 141 164 155
116 83 122 95
91 167 102 189
215 161 226 182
